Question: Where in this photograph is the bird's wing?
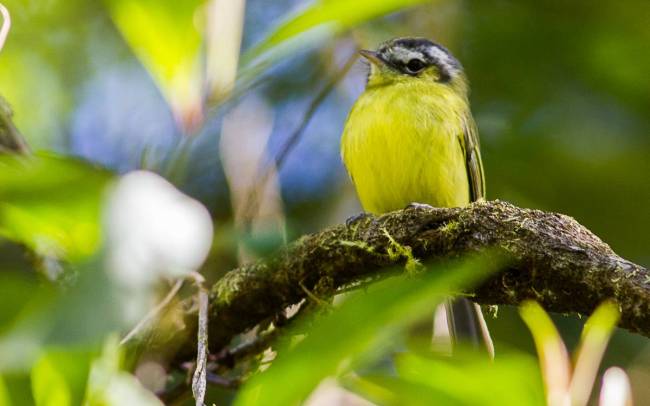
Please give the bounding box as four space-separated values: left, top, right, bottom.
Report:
459 114 485 202
447 114 494 357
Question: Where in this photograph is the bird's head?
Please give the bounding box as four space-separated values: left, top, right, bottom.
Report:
360 37 466 90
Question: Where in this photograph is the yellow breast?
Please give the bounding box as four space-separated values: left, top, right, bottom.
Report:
341 80 470 214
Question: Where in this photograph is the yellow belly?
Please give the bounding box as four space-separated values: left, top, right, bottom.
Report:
341 81 470 214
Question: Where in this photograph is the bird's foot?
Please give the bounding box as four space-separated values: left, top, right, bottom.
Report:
345 212 372 227
405 202 434 210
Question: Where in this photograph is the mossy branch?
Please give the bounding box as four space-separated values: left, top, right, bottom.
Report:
184 200 648 359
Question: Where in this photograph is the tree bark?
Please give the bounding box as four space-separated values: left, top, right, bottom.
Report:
198 200 648 355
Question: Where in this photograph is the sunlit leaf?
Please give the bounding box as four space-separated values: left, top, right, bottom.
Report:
347 374 462 406
31 349 94 406
105 0 204 131
83 336 121 405
0 154 113 261
0 50 70 148
0 375 11 406
520 301 571 406
205 0 245 100
347 350 545 406
235 256 496 406
31 352 72 406
570 301 620 406
390 352 544 406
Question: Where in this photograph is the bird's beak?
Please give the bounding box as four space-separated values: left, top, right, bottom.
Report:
359 49 384 66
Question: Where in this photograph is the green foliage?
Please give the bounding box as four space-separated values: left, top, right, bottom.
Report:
32 352 72 406
571 302 621 405
0 273 38 335
235 294 621 406
0 267 122 374
236 0 437 99
0 154 112 261
0 0 646 404
235 257 494 406
31 348 95 406
347 352 544 406
105 0 204 127
520 301 621 405
0 51 69 148
0 376 11 406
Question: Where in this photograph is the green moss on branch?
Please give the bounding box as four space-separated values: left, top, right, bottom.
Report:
196 200 648 355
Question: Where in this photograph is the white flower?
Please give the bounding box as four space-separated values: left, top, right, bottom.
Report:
105 170 213 288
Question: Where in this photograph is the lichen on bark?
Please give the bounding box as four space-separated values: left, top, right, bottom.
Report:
194 200 648 356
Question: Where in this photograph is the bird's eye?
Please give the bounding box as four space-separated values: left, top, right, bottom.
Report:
406 59 425 73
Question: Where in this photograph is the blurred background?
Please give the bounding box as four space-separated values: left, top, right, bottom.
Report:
0 0 648 404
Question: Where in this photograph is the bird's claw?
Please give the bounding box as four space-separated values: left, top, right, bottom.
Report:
345 212 372 227
405 202 434 210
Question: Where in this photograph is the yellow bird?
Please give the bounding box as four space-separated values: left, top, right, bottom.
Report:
341 37 492 354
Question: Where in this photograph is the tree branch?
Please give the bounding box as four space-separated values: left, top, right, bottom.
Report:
188 200 647 359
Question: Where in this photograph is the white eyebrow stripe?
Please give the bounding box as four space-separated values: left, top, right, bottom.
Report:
386 47 425 64
426 46 460 76
378 39 463 81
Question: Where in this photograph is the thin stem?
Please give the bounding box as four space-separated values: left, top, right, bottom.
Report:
120 279 184 345
240 50 359 225
190 271 209 406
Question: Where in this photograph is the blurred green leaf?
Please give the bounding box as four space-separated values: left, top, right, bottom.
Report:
0 154 112 261
105 0 204 130
0 50 70 149
31 348 94 406
0 273 38 334
235 256 495 406
570 301 620 406
352 375 460 406
347 374 463 406
245 0 433 62
0 0 80 149
519 301 571 406
237 0 436 93
392 352 543 406
0 265 122 372
520 301 624 406
0 375 10 406
347 350 544 406
83 336 121 405
0 286 55 372
31 352 72 406
578 301 620 348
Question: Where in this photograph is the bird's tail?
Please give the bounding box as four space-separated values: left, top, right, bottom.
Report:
437 298 494 357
